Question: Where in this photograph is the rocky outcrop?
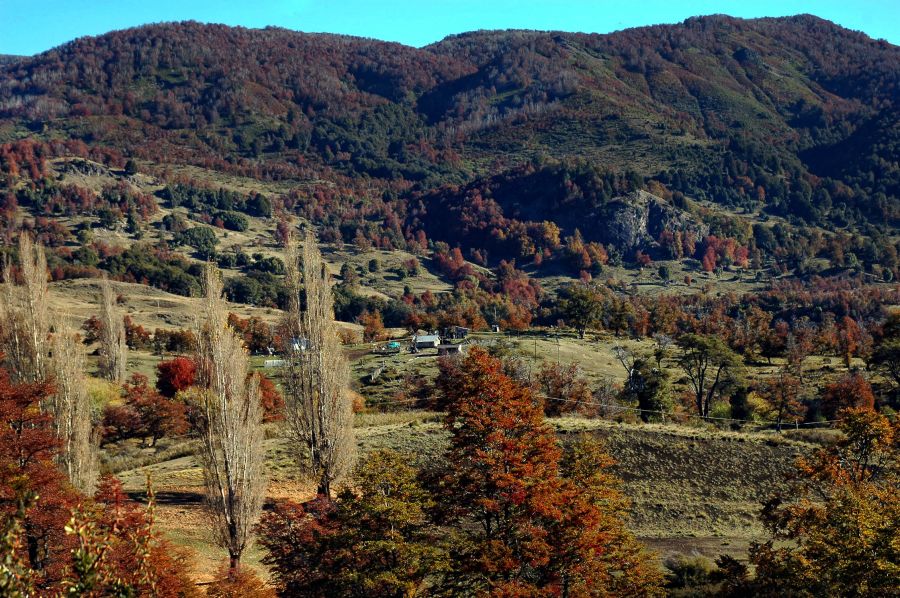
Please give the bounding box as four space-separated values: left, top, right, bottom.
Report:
602 190 708 252
56 158 111 177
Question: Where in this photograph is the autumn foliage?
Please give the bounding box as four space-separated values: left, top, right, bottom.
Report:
257 373 285 422
3 16 900 594
534 361 593 416
155 356 197 397
820 371 876 419
258 348 663 596
434 347 663 595
102 373 189 446
75 476 200 596
206 560 275 598
735 408 899 595
0 367 76 585
258 451 446 597
0 366 196 594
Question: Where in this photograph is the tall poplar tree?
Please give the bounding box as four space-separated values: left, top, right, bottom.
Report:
281 230 354 498
195 264 266 572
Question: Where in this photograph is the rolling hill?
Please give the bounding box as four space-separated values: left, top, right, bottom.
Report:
1 16 898 590
0 15 897 243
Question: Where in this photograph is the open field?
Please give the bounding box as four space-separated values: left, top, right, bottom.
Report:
97 320 855 583
48 278 282 332
347 328 863 411
58 269 858 584
112 412 813 582
57 268 866 586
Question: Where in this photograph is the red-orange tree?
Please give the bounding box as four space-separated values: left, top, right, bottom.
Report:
358 310 386 342
558 435 665 596
155 356 197 397
0 367 78 586
434 347 663 596
534 362 592 417
257 373 285 422
66 476 199 596
758 369 807 431
0 365 198 595
255 497 339 596
103 374 189 446
820 371 875 420
124 373 189 446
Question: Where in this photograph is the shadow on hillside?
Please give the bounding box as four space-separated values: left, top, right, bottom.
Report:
126 490 204 505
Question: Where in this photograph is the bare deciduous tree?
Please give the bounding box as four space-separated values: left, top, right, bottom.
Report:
1 235 97 492
98 276 127 382
593 376 623 419
282 230 354 498
0 234 50 384
613 344 638 384
652 333 673 368
49 325 98 493
195 264 266 572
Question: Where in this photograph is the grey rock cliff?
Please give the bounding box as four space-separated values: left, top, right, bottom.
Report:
603 190 708 252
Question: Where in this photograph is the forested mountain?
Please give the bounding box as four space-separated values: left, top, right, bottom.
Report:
4 14 900 595
1 15 898 270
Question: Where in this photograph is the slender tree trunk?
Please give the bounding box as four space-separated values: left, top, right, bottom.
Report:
49 326 98 493
704 366 724 419
1 236 96 493
0 235 49 384
99 276 127 383
696 376 705 418
281 230 355 499
195 265 266 570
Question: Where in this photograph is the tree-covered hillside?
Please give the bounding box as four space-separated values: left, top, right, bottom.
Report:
1 15 897 234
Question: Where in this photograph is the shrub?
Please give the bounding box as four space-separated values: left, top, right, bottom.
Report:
205 561 275 598
224 271 287 308
156 357 197 397
103 245 202 296
820 372 875 419
257 373 284 422
664 554 717 590
176 226 218 259
337 328 360 345
103 374 189 446
210 210 249 232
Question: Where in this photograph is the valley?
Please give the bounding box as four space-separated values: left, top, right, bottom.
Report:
0 12 897 596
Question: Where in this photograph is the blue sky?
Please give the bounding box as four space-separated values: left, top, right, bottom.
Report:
1 0 898 55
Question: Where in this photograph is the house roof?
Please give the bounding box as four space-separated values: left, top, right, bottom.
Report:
415 334 441 343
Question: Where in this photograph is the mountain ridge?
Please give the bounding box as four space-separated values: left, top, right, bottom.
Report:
1 14 898 269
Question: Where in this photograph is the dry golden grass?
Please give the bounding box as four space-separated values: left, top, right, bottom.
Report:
111 410 810 579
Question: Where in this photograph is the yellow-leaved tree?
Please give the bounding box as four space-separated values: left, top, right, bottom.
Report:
722 407 899 596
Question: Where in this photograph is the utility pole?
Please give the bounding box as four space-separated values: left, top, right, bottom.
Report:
556 333 560 365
